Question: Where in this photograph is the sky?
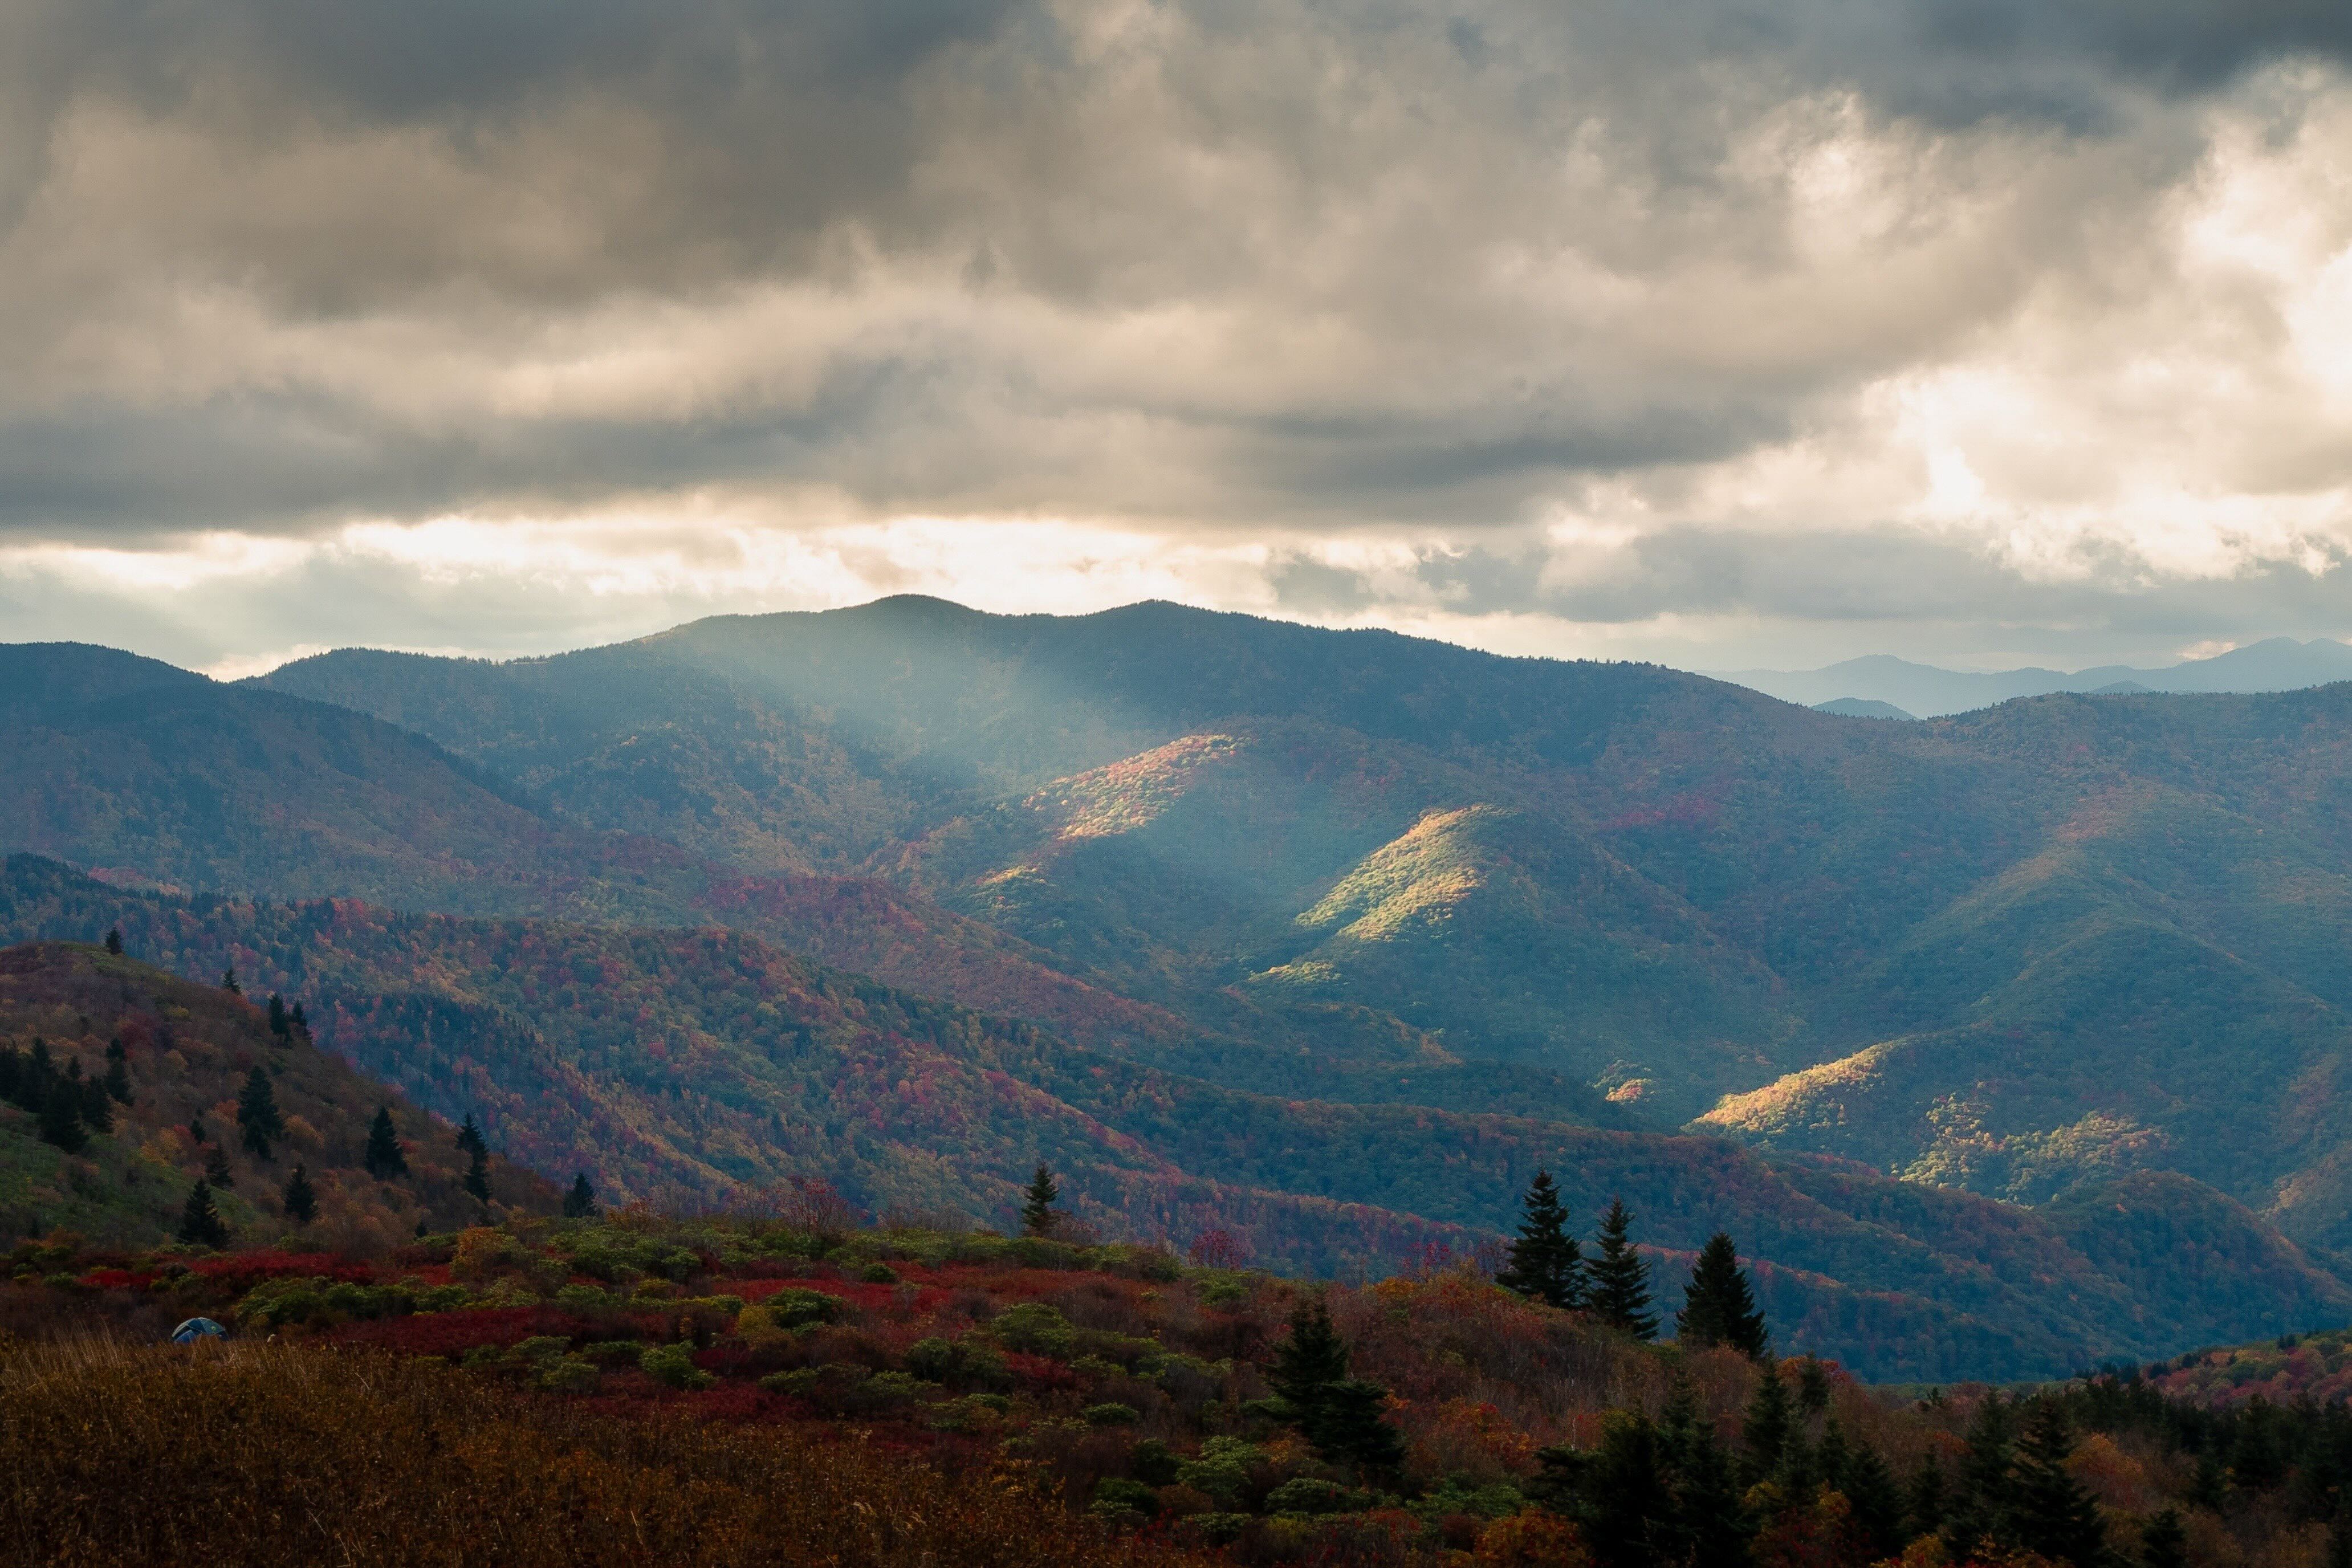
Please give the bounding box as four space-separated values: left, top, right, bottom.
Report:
5 1 2352 679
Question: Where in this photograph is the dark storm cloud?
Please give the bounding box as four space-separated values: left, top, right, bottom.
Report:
3 0 2352 674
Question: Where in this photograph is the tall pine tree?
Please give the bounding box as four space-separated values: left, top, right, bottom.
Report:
103 926 123 956
1271 1297 1351 1413
2010 1402 2106 1567
204 1143 235 1189
364 1107 409 1178
2138 1508 2187 1568
564 1173 598 1219
103 1038 131 1105
179 1179 229 1248
282 1163 319 1224
236 1066 286 1159
1020 1163 1060 1236
1741 1360 1793 1485
1496 1169 1585 1310
1675 1231 1768 1357
1588 1197 1658 1339
36 1076 87 1152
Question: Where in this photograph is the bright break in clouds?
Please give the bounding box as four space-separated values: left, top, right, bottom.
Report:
5 0 2352 674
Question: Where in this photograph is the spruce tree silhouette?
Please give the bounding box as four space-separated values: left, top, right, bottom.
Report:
1588 1197 1657 1339
364 1107 409 1178
178 1179 228 1248
1496 1169 1584 1310
1020 1164 1060 1236
1675 1231 1768 1357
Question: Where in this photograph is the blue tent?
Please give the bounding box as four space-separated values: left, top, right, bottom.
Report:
170 1317 227 1345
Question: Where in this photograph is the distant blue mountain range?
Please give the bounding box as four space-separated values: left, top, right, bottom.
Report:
1714 636 2352 717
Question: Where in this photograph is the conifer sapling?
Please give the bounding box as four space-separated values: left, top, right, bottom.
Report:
1020 1163 1060 1236
364 1107 409 1178
236 1065 286 1159
204 1143 235 1189
179 1178 229 1248
283 1163 318 1224
1588 1196 1659 1339
1496 1168 1585 1310
103 926 123 956
1675 1231 1768 1357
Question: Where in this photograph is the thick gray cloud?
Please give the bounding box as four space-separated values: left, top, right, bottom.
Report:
1 0 2350 671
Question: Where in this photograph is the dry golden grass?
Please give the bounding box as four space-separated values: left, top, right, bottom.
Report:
0 1334 1208 1567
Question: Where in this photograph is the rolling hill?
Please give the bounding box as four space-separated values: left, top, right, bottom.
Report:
0 940 553 1247
5 861 2350 1381
17 602 2352 1370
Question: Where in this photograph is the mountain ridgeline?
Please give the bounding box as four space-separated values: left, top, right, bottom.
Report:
9 600 2352 1375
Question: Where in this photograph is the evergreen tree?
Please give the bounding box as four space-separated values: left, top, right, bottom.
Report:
1496 1168 1585 1310
2011 1402 2106 1566
266 994 290 1038
221 965 241 995
1946 1393 2017 1558
1797 1355 1832 1415
236 1066 285 1159
103 926 123 956
363 1107 409 1178
1271 1297 1352 1414
204 1143 235 1189
463 1140 491 1205
290 1001 308 1035
1580 1411 1676 1568
1844 1435 1906 1562
36 1077 87 1152
103 1038 131 1104
188 1115 207 1145
282 1163 318 1224
1742 1360 1793 1485
1676 1231 1768 1357
1907 1453 1948 1542
78 1068 112 1134
1306 1378 1406 1473
564 1173 597 1219
1020 1163 1060 1236
1588 1196 1658 1339
1675 1422 1755 1568
2138 1508 2187 1568
178 1179 229 1248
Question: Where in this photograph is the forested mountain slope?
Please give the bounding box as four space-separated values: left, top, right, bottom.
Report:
254 601 2352 1228
6 861 2350 1381
22 604 2352 1366
0 941 551 1245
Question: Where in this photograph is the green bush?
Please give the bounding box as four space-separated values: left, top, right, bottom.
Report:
988 1302 1075 1359
638 1344 714 1391
1089 1477 1161 1520
1132 1439 1181 1486
536 1357 600 1393
1083 1403 1140 1427
860 1263 899 1284
1265 1478 1364 1516
580 1340 644 1367
765 1287 841 1328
